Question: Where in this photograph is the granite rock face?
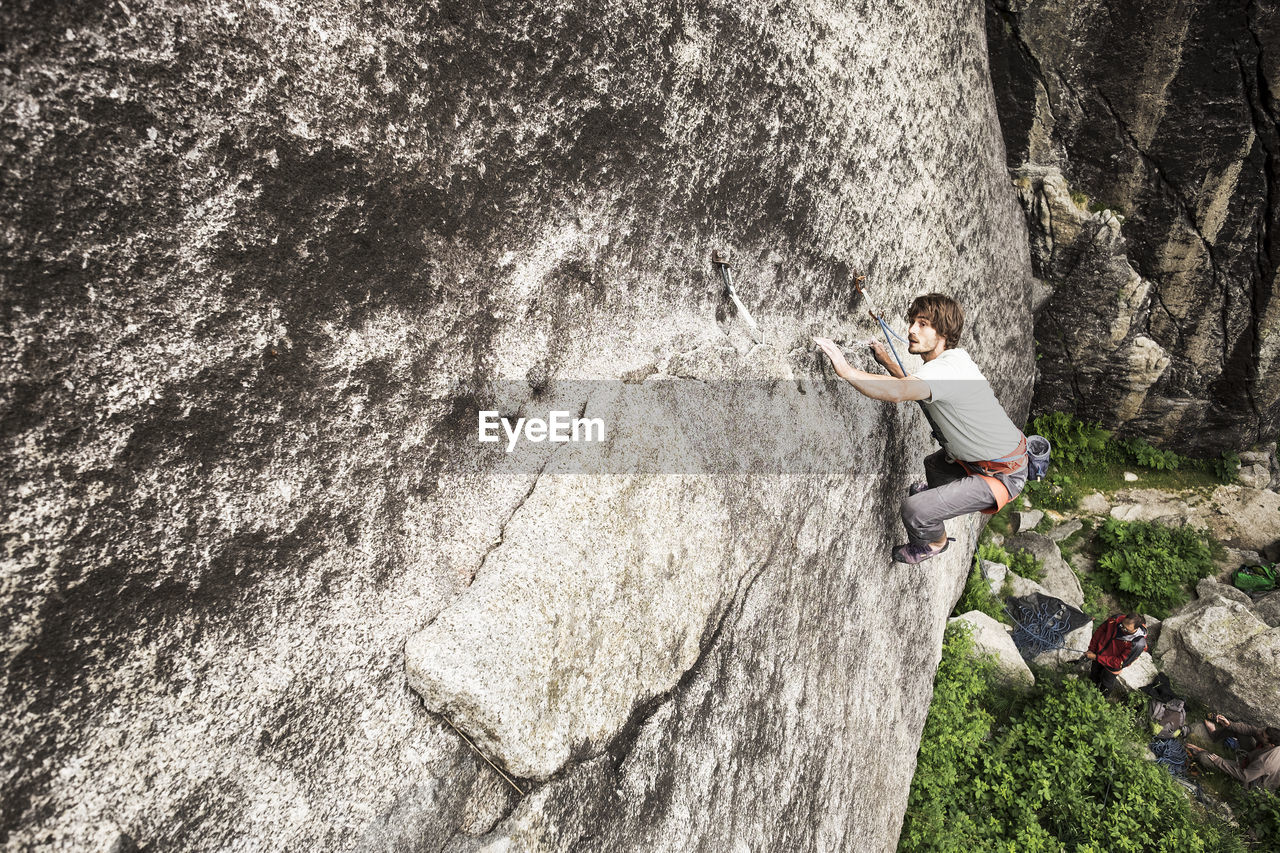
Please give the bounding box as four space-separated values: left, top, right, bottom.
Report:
987 0 1280 453
1 1 1032 850
1156 586 1280 729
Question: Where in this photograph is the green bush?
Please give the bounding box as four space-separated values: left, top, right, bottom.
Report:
977 541 1043 582
1118 437 1185 471
1233 788 1280 847
1029 412 1115 468
1028 411 1219 484
955 560 1005 622
1212 451 1240 484
1096 518 1215 616
1023 471 1081 511
1075 569 1108 625
900 627 1244 853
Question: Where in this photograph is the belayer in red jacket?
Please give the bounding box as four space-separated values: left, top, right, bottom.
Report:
1085 613 1147 695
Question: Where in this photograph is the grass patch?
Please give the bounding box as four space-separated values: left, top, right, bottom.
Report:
1026 412 1231 495
979 540 1044 582
954 559 1006 623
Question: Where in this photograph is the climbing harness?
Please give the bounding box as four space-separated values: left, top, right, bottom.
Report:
711 250 763 344
1003 594 1091 659
1150 738 1190 777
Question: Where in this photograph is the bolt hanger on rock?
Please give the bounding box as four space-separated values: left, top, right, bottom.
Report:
712 250 763 344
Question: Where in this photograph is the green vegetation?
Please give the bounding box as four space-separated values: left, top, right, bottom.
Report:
1117 436 1183 471
1095 518 1216 617
900 626 1244 853
955 559 1006 623
1212 451 1241 485
1233 789 1280 848
1074 568 1108 624
1023 471 1082 510
1030 412 1113 468
978 541 1043 582
954 542 1041 623
1025 412 1222 494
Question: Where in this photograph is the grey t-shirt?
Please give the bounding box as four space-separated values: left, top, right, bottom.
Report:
913 348 1024 463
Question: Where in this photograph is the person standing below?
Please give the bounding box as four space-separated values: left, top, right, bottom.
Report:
1084 613 1147 695
813 293 1028 563
1187 716 1280 791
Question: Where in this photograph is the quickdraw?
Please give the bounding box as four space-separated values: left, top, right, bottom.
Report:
711 250 763 344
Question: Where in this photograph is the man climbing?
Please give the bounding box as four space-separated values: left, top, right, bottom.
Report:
813 293 1028 564
1084 612 1147 696
1187 716 1280 791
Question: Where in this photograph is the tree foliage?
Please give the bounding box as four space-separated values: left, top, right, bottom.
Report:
900 627 1242 853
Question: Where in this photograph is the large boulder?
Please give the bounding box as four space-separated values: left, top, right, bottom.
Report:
1116 653 1159 693
950 611 1035 689
0 0 1033 849
1108 486 1280 554
1155 594 1280 729
1004 532 1084 609
1254 592 1280 629
1197 578 1253 608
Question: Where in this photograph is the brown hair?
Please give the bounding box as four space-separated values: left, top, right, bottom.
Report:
906 294 963 349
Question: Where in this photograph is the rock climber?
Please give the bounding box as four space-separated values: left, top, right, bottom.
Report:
1084 612 1147 695
813 293 1028 563
1187 715 1280 791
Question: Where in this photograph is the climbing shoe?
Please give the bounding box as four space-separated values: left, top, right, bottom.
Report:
892 537 954 564
908 481 929 497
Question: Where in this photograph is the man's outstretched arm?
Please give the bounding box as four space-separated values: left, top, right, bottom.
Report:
813 337 931 403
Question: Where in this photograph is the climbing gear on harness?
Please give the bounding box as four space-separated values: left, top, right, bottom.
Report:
959 435 1029 477
908 480 929 497
956 435 1030 514
892 536 954 564
712 250 762 344
1003 593 1091 659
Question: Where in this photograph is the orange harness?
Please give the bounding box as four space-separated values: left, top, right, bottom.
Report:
957 434 1028 515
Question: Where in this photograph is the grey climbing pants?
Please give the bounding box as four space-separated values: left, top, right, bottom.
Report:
900 449 1028 545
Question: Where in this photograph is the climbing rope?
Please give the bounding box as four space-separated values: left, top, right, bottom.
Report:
853 274 910 375
1150 738 1189 777
1003 597 1091 659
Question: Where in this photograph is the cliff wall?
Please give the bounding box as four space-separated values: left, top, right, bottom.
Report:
2 1 1032 849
